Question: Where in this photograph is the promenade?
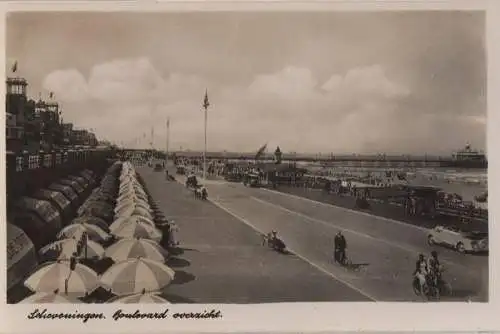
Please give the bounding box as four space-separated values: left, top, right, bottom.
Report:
137 166 370 303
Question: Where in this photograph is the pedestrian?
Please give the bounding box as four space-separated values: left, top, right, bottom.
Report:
169 220 179 247
334 231 347 264
158 220 170 249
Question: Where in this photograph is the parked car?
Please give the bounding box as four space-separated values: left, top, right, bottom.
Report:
154 163 163 171
427 225 488 253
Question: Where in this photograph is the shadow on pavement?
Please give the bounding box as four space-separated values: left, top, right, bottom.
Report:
168 247 185 256
172 270 196 285
166 257 191 268
347 263 370 271
160 292 196 303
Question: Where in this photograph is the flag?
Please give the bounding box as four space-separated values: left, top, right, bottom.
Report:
255 143 267 160
203 89 210 109
11 61 17 73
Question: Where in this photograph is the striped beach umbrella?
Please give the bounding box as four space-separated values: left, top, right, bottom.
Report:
115 206 153 221
117 192 149 204
112 220 162 242
119 180 145 189
108 290 170 304
105 238 166 262
71 216 110 232
115 199 150 214
25 261 99 297
39 238 105 261
19 291 82 304
78 200 114 215
110 215 155 232
57 223 110 243
118 188 147 201
100 258 175 296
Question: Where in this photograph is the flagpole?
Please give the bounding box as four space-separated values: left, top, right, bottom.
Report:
202 90 210 180
203 104 207 180
165 117 170 165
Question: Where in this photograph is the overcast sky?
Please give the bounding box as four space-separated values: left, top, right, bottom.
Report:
6 11 486 154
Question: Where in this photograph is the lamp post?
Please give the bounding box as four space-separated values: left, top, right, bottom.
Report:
202 90 210 180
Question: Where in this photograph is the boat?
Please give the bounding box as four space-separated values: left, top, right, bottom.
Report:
449 144 487 169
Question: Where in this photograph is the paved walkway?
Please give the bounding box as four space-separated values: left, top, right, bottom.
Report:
137 166 369 303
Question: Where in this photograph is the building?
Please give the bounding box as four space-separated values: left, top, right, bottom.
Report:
6 72 98 152
62 123 73 145
5 77 28 152
71 128 98 146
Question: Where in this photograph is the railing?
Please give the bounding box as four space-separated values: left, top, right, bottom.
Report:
6 148 113 173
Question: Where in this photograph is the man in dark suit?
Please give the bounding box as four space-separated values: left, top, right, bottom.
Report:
334 231 347 264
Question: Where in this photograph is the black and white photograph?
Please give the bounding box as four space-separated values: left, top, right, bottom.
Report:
5 9 489 309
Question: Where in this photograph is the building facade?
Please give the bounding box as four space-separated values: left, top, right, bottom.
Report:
6 74 98 152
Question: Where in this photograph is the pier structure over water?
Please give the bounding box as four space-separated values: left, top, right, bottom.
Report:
120 149 471 169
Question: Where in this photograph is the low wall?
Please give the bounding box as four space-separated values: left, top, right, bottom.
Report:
6 148 114 204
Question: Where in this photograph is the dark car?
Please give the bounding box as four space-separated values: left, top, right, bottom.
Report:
154 163 163 171
243 173 260 187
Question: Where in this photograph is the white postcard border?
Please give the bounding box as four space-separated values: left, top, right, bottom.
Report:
0 0 498 332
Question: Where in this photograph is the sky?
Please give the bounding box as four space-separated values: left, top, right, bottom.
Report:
6 11 486 155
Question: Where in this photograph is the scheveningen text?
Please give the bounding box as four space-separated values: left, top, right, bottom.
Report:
27 308 105 323
25 308 223 323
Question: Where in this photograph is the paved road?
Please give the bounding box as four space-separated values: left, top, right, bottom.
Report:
138 166 370 303
173 167 488 302
206 181 488 302
143 166 488 302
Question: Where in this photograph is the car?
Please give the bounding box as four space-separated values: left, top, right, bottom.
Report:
243 173 260 187
427 225 488 253
154 163 163 171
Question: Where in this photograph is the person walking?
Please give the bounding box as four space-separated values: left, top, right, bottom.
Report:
334 231 347 264
168 220 179 247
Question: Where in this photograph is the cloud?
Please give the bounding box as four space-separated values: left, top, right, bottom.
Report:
41 58 484 154
43 69 88 102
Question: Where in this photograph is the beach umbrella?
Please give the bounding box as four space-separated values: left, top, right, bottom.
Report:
57 223 110 243
19 291 82 304
114 205 148 217
79 200 114 213
87 192 116 205
115 206 153 221
119 187 147 199
117 191 149 203
100 258 175 296
105 238 166 262
110 215 155 232
24 261 99 297
111 220 162 242
39 238 105 261
115 199 150 213
72 216 110 232
119 180 145 190
108 290 170 304
78 206 114 222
